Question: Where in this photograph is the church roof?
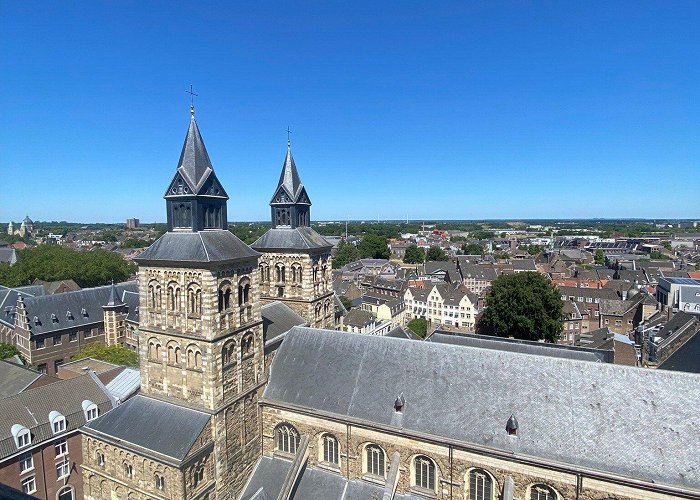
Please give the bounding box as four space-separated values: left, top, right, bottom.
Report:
136 230 260 265
251 227 332 252
274 144 304 202
263 327 700 492
174 113 216 194
262 301 307 346
83 394 211 465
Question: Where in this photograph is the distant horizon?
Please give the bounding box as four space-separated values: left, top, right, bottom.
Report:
2 2 698 222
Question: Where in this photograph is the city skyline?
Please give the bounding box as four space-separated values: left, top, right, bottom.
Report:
2 2 699 223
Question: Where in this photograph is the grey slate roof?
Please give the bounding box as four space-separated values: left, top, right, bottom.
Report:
343 308 375 328
658 328 700 374
241 455 422 500
427 330 613 363
262 301 307 345
0 284 46 328
263 327 700 492
273 145 304 202
19 282 138 336
251 227 332 251
0 360 43 400
104 368 140 403
169 113 225 196
136 230 260 265
83 395 210 464
386 325 421 341
0 374 112 461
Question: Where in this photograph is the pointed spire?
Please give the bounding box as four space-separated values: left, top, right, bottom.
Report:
106 282 123 307
175 113 214 192
276 142 303 201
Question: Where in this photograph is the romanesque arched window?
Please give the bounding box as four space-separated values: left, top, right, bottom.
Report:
187 285 201 315
148 338 161 362
259 264 267 283
413 455 437 491
529 484 558 500
167 341 181 365
218 281 232 312
222 340 236 367
276 264 286 283
468 469 494 500
238 277 250 306
364 444 385 477
312 266 318 283
241 334 253 358
167 283 180 312
148 280 161 308
186 345 202 370
321 433 339 465
275 424 299 454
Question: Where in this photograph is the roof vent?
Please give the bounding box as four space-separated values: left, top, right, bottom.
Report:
81 308 88 317
51 313 58 323
506 414 518 436
394 393 405 413
66 311 74 320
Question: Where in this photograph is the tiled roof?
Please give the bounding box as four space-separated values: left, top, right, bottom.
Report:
0 374 112 460
0 360 42 400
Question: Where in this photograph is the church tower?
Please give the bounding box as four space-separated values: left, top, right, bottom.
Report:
251 141 335 329
135 107 265 496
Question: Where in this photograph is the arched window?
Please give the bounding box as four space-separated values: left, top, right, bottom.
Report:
413 455 436 491
155 473 166 491
167 341 181 365
167 284 179 311
49 411 66 434
259 264 266 283
238 277 250 306
222 340 236 366
11 424 31 449
187 286 201 315
468 469 494 500
275 424 300 454
530 484 558 500
193 465 205 487
96 450 105 467
187 345 202 370
148 339 161 361
57 485 75 500
241 334 253 358
123 462 133 478
219 282 232 312
148 281 160 308
321 434 339 465
365 444 385 477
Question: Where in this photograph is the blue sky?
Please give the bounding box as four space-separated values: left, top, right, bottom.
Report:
1 1 698 223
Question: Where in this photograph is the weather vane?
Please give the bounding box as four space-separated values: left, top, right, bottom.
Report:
286 126 292 146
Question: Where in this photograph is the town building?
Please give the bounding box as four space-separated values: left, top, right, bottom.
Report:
404 283 478 330
0 373 113 500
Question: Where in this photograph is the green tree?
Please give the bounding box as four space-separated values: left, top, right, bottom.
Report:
661 241 672 251
427 246 448 261
403 245 425 264
0 343 24 363
73 342 139 367
476 272 563 342
339 295 353 311
650 250 668 260
594 249 605 265
0 246 135 288
98 230 118 242
358 235 390 260
407 318 428 338
332 240 360 269
462 243 484 255
525 244 542 255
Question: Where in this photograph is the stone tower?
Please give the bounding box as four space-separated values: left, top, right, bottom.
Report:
133 107 265 497
7 221 13 235
102 283 128 347
251 142 335 329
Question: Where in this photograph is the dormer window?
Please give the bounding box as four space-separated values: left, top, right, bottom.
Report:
33 316 41 326
49 411 66 434
394 393 405 413
81 308 88 317
51 313 58 323
66 311 74 320
506 414 519 436
11 424 31 449
82 400 99 421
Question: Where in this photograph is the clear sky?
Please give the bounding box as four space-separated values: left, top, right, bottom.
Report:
1 1 698 223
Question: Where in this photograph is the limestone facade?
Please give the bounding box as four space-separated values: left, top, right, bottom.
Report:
260 406 692 500
257 250 335 329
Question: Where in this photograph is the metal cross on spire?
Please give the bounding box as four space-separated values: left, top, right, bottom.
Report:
186 84 198 115
286 126 292 146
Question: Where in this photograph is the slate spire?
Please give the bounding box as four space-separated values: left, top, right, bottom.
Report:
269 142 311 228
163 109 229 232
105 282 123 308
